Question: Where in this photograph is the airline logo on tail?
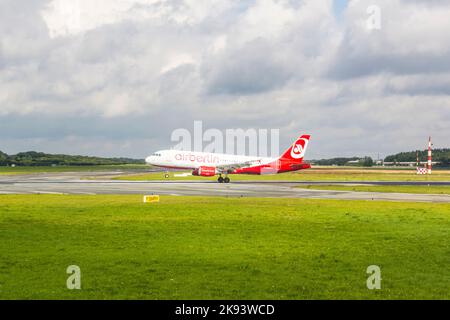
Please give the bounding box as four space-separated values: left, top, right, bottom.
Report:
290 138 309 159
280 134 311 162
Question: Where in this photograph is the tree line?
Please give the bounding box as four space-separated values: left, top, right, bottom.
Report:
312 149 450 167
312 157 375 167
0 151 144 166
1 148 449 167
384 148 450 167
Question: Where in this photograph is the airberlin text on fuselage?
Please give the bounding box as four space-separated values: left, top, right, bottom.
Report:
175 153 220 164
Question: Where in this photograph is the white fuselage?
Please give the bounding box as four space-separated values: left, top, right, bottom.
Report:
145 150 276 170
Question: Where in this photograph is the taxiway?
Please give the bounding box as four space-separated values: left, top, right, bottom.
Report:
1 172 450 203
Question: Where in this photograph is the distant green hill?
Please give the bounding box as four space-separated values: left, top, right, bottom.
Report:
0 150 144 166
312 157 374 167
385 149 450 167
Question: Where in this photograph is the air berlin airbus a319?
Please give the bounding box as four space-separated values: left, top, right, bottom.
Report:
145 134 311 183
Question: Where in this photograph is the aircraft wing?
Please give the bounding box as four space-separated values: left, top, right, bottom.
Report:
216 160 262 173
216 161 311 174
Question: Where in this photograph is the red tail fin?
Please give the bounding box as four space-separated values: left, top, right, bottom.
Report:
279 134 311 162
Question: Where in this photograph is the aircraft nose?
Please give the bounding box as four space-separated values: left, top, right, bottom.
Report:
145 156 153 164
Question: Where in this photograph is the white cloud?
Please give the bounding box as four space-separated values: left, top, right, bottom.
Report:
41 0 235 38
332 0 450 77
160 53 196 74
0 0 449 158
41 0 163 38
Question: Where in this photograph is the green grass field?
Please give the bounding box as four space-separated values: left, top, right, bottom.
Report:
1 195 449 300
113 168 450 182
299 185 450 195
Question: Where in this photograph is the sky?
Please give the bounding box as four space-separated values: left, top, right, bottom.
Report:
0 0 449 159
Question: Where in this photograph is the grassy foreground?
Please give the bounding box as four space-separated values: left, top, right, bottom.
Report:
114 168 450 182
1 195 449 300
299 185 450 195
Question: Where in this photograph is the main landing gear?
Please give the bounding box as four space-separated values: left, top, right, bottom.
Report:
218 175 230 183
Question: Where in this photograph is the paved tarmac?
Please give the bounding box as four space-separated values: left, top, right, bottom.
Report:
1 172 450 203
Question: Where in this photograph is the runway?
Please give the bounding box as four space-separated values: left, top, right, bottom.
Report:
1 172 450 203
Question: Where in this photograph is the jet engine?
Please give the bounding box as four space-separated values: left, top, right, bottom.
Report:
192 166 216 177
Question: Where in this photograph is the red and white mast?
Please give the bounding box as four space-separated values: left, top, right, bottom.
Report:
427 136 432 174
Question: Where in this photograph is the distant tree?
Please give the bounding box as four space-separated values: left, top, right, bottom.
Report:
363 157 374 167
0 151 9 165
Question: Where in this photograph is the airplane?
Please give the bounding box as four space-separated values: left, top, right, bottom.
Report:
145 134 311 183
